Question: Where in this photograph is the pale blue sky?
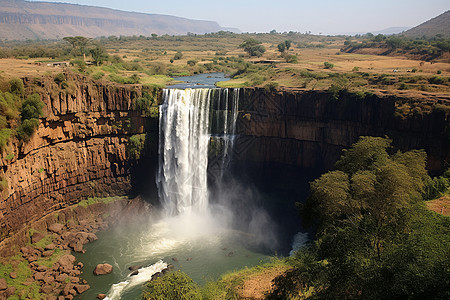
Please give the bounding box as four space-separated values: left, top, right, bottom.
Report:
28 0 449 34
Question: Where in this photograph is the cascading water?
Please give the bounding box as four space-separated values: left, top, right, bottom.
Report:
157 88 239 215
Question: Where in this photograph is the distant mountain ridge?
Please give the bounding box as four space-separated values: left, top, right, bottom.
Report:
0 0 237 41
403 10 450 38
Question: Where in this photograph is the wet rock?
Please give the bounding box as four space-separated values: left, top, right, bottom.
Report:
128 265 141 271
151 272 162 281
130 270 139 276
172 257 178 262
31 232 45 244
77 262 84 269
48 223 65 234
74 284 90 294
93 263 113 275
167 264 174 270
97 294 107 300
0 278 7 290
186 257 192 261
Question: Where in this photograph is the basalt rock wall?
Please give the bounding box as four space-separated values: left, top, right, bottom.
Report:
235 88 449 174
0 74 154 242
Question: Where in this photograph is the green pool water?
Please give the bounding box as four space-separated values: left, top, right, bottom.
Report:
74 211 282 299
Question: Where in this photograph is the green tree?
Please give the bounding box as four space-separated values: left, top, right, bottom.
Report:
63 36 90 56
142 271 202 300
90 45 108 66
277 42 286 53
239 39 266 57
268 136 449 299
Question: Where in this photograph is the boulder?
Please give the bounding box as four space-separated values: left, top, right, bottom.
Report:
56 273 69 283
130 270 139 276
0 278 7 290
74 284 90 294
9 272 17 279
45 243 56 250
31 232 45 244
42 250 54 257
128 265 141 271
5 286 16 297
93 264 113 275
97 294 107 300
48 223 65 234
58 255 76 273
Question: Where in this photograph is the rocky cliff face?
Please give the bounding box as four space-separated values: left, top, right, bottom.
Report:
235 88 449 174
0 74 153 241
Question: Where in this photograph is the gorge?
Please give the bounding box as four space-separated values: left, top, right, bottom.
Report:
0 74 448 298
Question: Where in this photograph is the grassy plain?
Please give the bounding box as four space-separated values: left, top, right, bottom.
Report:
0 33 448 96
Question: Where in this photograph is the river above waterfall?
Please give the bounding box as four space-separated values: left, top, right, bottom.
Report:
168 72 229 89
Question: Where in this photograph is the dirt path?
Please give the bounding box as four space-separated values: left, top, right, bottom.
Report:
237 267 289 300
426 196 450 216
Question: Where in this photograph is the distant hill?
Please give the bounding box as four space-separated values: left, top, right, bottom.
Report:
372 27 410 35
0 0 238 41
403 10 450 38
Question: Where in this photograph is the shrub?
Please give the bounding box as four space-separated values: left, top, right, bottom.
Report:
264 82 279 91
187 59 197 66
92 72 105 80
0 128 12 151
324 62 334 69
127 134 146 159
9 78 24 95
173 51 183 60
54 73 65 85
21 94 44 120
285 55 298 63
142 271 202 300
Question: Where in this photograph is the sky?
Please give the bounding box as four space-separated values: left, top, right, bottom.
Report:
27 0 450 35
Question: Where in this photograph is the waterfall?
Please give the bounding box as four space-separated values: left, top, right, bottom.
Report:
157 88 239 216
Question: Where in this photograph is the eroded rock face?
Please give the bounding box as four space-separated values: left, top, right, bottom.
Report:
235 89 449 174
0 74 155 242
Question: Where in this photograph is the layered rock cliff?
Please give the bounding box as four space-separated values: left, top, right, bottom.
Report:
235 88 449 174
0 74 155 241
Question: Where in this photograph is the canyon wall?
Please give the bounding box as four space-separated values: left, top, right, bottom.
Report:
1 83 448 243
235 88 449 174
0 74 155 242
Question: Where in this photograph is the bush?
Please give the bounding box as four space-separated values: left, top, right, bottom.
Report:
324 61 334 69
17 118 39 141
142 271 202 300
173 51 183 60
21 94 44 120
92 72 105 80
0 128 12 151
127 134 146 159
187 59 197 66
9 78 24 95
54 73 65 85
285 55 298 63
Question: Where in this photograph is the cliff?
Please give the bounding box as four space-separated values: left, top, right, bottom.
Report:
0 83 449 244
235 88 449 174
0 0 229 40
0 73 155 241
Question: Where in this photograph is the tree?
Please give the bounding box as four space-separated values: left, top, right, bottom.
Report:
142 271 202 300
63 36 90 56
268 136 449 299
277 42 286 53
90 45 108 66
239 39 266 57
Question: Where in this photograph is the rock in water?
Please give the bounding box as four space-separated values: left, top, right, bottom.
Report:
93 264 113 275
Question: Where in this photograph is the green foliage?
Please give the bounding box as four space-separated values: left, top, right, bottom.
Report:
0 128 12 151
92 71 105 80
173 51 183 60
0 175 8 194
142 271 202 300
323 61 334 69
108 74 140 84
264 82 279 91
269 136 447 299
277 42 286 53
239 39 266 57
187 59 198 66
90 45 109 66
9 78 24 95
53 73 66 85
423 168 450 200
21 94 44 120
77 196 126 208
127 134 146 159
17 118 39 141
285 54 298 63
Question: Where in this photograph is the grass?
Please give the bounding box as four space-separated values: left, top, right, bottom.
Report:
35 249 67 268
201 258 291 299
77 195 128 208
